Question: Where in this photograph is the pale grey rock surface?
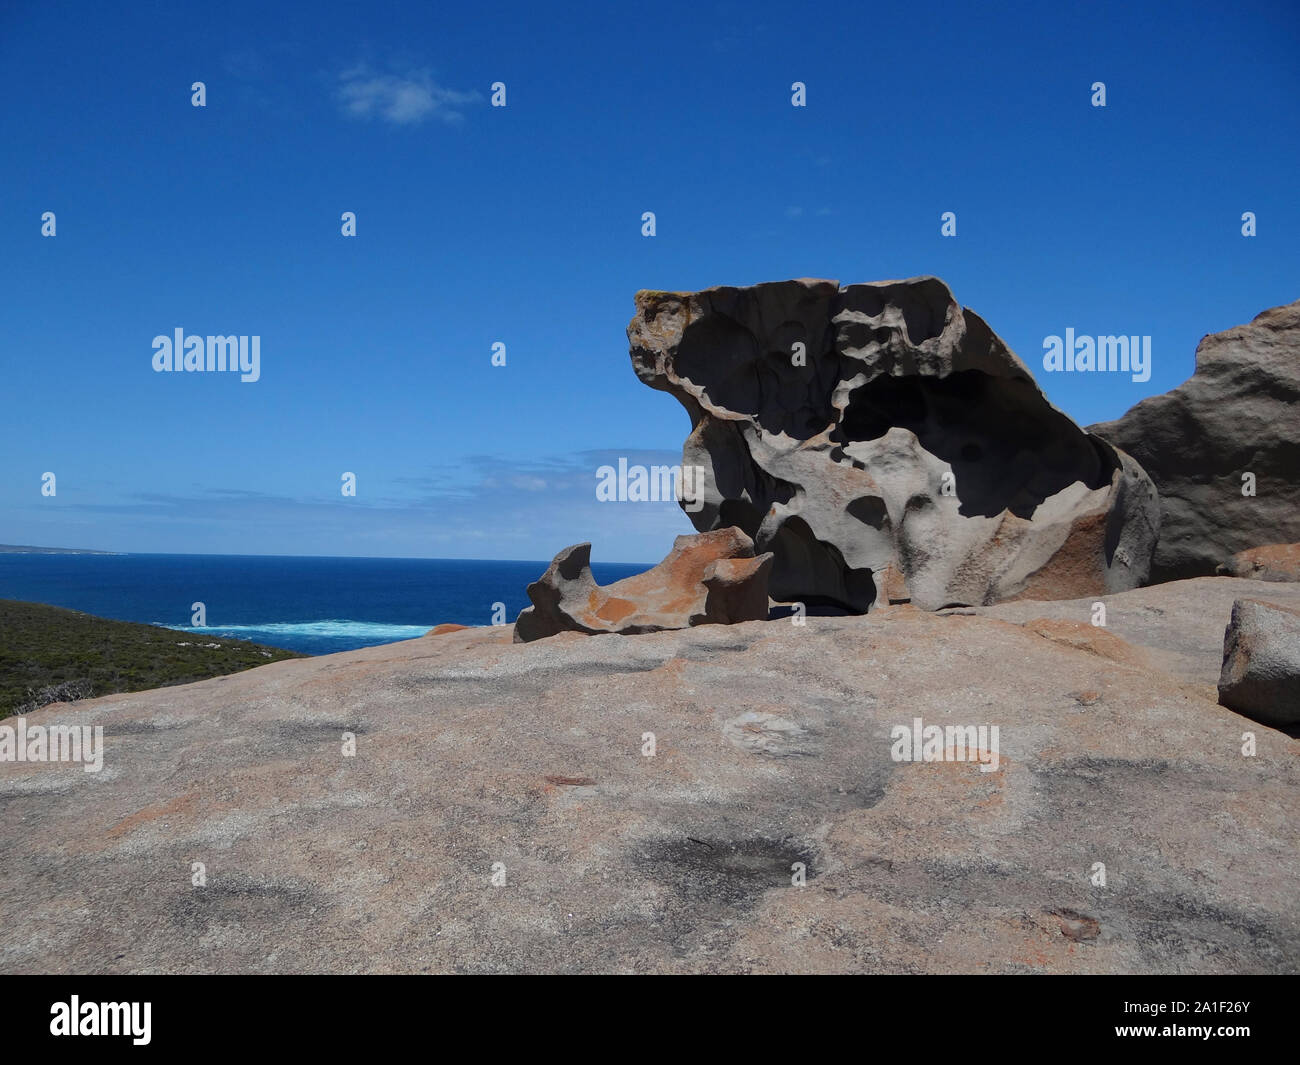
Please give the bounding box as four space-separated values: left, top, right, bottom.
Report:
2 576 1297 974
980 575 1300 693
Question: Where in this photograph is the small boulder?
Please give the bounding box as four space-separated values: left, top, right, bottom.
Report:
1216 543 1300 582
514 527 774 642
1217 598 1300 728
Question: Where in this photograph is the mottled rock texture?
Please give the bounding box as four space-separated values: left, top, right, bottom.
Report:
3 576 1297 975
980 575 1300 698
630 277 1159 612
1090 301 1300 582
514 527 772 642
1218 598 1300 728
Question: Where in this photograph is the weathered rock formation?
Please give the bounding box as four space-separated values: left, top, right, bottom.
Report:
1218 598 1300 728
514 527 772 642
1089 300 1300 582
1217 543 1300 582
629 277 1160 612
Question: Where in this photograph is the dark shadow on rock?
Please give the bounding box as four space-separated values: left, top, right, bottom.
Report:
764 515 876 612
768 602 859 619
833 369 1116 519
632 834 818 911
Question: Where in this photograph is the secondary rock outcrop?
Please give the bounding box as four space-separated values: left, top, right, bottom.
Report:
514 527 772 642
1218 597 1300 728
629 277 1160 612
1090 300 1300 581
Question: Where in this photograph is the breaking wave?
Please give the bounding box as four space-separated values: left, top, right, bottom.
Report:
154 620 435 654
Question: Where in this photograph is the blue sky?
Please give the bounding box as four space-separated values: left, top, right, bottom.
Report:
2 0 1296 563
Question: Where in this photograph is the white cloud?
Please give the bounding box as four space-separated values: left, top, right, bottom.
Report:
336 64 481 125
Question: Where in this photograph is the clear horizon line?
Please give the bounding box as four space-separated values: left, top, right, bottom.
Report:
0 545 658 566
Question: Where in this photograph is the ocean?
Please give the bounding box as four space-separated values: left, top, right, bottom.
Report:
0 553 650 655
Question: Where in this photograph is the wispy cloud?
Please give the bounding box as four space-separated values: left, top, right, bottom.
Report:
13 450 696 562
786 205 835 219
224 47 270 81
336 64 482 125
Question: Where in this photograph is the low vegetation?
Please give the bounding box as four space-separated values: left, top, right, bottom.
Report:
0 598 303 718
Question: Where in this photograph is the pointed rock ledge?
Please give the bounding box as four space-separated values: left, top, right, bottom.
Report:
514 527 774 642
628 277 1160 612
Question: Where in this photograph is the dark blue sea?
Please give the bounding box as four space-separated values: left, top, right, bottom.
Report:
0 553 649 655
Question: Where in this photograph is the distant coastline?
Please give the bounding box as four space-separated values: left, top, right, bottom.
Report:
0 544 117 555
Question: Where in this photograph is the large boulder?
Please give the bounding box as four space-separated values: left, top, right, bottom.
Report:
1089 301 1300 582
629 277 1160 612
514 527 773 642
1217 598 1300 729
